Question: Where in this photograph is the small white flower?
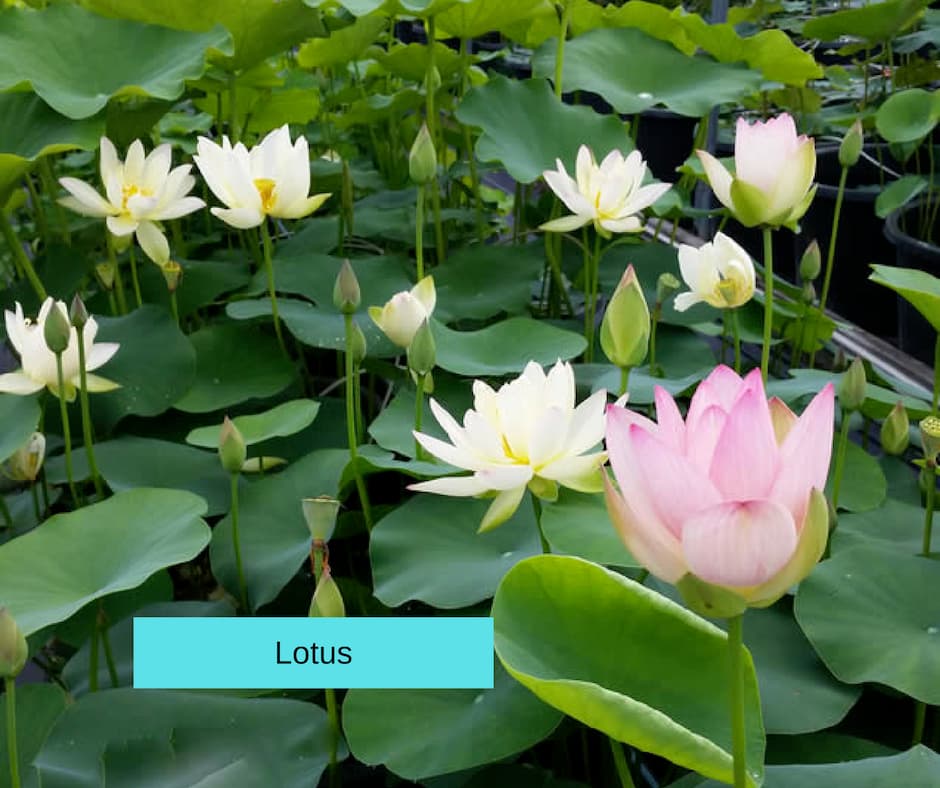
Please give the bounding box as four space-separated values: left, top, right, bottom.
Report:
368 276 436 348
540 145 671 237
409 360 608 532
2 432 45 482
674 232 756 312
194 125 331 229
59 137 204 265
0 299 120 400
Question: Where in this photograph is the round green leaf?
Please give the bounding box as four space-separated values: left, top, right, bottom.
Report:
297 14 387 68
0 393 39 465
876 88 940 143
186 399 320 448
834 498 926 555
870 264 940 333
826 437 887 513
371 494 541 609
436 0 547 39
875 174 928 218
342 660 563 781
795 545 940 704
0 488 209 635
539 489 637 567
494 555 765 787
803 0 929 44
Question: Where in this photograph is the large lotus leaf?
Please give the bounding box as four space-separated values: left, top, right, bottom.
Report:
211 449 349 611
0 683 68 785
539 489 637 567
456 76 633 184
876 88 940 144
81 0 325 72
802 0 928 43
869 264 940 332
0 488 209 635
434 317 587 376
0 393 39 466
370 493 541 609
833 497 926 555
372 42 465 82
826 438 886 513
137 258 252 317
0 5 231 119
494 555 765 787
436 0 548 39
795 545 940 704
343 660 562 781
531 27 763 117
186 399 320 448
297 13 387 69
33 689 341 788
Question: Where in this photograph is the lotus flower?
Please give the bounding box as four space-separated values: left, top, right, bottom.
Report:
194 124 331 229
410 360 609 532
674 232 756 312
369 276 436 348
59 137 204 265
540 145 671 237
696 114 816 229
0 299 120 400
605 365 834 613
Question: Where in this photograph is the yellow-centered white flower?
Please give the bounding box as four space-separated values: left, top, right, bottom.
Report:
540 145 671 237
368 276 436 348
674 232 756 312
194 125 331 229
59 137 204 265
409 360 609 532
0 298 119 400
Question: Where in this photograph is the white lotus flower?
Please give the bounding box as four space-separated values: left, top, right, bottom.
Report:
674 232 756 312
540 145 671 237
368 276 436 348
409 360 609 532
59 137 204 265
194 125 331 229
0 299 120 400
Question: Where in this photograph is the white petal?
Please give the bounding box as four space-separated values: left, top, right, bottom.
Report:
135 221 170 265
58 178 114 217
408 474 491 497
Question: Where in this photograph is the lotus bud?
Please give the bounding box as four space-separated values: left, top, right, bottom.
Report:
655 272 680 305
302 496 341 543
407 318 436 377
881 401 910 456
333 260 361 315
409 123 437 185
920 416 940 464
110 232 131 253
838 358 866 412
4 432 45 482
218 416 247 475
801 281 816 304
309 566 346 618
69 294 89 329
96 262 115 290
799 240 821 282
349 321 367 366
161 261 182 293
600 264 650 369
0 608 27 679
43 300 71 355
839 119 864 168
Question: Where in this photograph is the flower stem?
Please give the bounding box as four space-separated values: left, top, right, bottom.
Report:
649 304 660 377
459 38 485 242
260 220 288 359
923 461 936 557
414 373 425 460
170 291 180 327
0 211 46 301
106 233 128 315
913 700 927 745
5 677 20 788
726 307 741 374
608 737 636 788
127 244 142 308
415 184 425 280
554 2 570 98
423 15 446 265
343 313 374 532
619 366 630 398
54 354 79 507
97 605 119 688
831 408 851 511
760 227 774 383
727 614 748 788
88 627 99 693
38 157 70 245
230 472 249 612
530 493 549 554
933 334 940 414
24 172 49 250
584 232 602 363
76 333 104 500
325 687 341 788
810 165 848 369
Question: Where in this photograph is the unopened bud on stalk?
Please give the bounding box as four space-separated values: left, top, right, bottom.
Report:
333 260 361 314
409 123 437 185
600 264 650 369
96 262 115 290
799 240 821 282
656 272 680 305
218 416 247 475
302 496 341 543
839 119 864 168
407 318 436 377
161 261 182 293
920 416 940 464
881 401 910 456
0 608 27 679
838 358 866 412
43 301 71 355
801 281 816 304
4 432 45 482
69 294 89 329
349 321 367 366
309 566 346 618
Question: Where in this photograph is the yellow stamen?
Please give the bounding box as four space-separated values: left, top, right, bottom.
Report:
254 178 277 213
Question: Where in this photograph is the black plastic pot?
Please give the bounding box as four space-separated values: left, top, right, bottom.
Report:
884 199 940 364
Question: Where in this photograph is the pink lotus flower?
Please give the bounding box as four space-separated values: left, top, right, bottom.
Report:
604 365 834 612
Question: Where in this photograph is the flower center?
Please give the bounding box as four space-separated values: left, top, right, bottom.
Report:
121 184 152 212
254 178 277 213
716 277 743 307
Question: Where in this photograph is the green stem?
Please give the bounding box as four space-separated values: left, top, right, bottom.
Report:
230 473 249 612
810 166 848 369
325 687 340 788
55 354 79 506
531 493 550 554
5 677 20 788
0 211 46 300
649 305 660 377
414 373 425 460
423 16 446 265
584 232 601 363
933 334 940 414
88 627 99 693
831 409 851 511
344 313 374 532
760 227 774 383
726 307 741 374
260 220 288 359
415 184 425 280
619 366 630 398
76 332 104 499
608 737 636 788
913 700 927 745
923 462 936 557
106 233 128 315
554 2 570 98
98 610 119 688
459 38 485 242
24 173 49 250
127 244 142 308
727 615 748 788
38 157 70 245
170 291 180 327
228 72 239 143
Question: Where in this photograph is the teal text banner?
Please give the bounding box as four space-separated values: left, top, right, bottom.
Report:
133 617 494 689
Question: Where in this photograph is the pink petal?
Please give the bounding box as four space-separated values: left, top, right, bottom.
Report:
686 365 744 424
708 386 779 500
606 402 658 439
768 397 797 446
685 404 726 473
653 385 685 453
681 498 798 587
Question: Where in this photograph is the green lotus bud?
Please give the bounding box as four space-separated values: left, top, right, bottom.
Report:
96 262 115 290
409 123 437 185
3 432 45 482
349 321 367 366
0 608 27 679
881 401 910 456
799 240 821 282
161 260 182 293
407 318 436 377
69 294 89 329
920 416 940 463
309 567 346 618
837 358 866 412
600 264 650 369
839 119 864 168
333 260 361 314
302 496 341 543
218 416 247 475
43 300 71 355
801 281 816 304
655 272 680 305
